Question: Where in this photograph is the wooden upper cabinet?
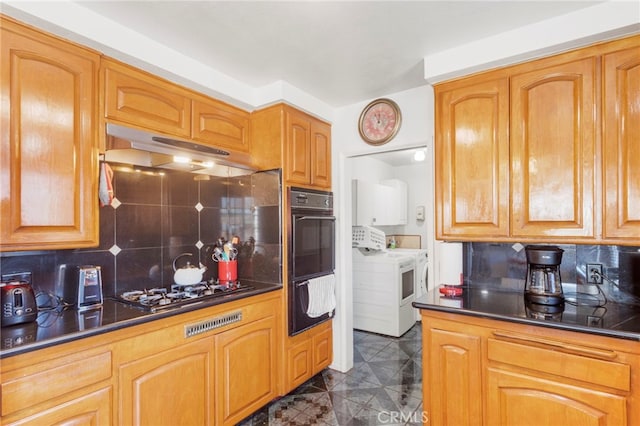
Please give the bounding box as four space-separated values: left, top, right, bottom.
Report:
603 43 640 241
285 109 312 185
284 107 332 189
510 57 596 239
0 16 99 251
192 97 250 153
102 59 191 137
435 36 640 244
435 76 510 239
311 120 332 188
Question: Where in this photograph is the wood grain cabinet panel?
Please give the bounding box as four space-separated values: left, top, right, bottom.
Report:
510 57 596 239
284 321 332 394
250 103 332 190
2 387 112 426
102 59 191 138
192 98 250 153
312 324 333 372
425 327 482 426
486 368 627 426
285 109 313 185
118 337 214 425
420 310 640 426
215 315 278 425
603 44 640 240
434 34 640 244
310 120 332 188
435 77 510 239
286 338 313 390
0 16 99 251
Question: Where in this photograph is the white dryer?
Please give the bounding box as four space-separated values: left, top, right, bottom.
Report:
352 248 416 337
391 248 428 320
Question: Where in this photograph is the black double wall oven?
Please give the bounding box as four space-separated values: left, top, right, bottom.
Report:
287 187 336 335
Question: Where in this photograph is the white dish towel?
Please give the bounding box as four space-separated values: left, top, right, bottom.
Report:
306 274 336 318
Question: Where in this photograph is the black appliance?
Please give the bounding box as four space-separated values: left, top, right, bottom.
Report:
115 281 254 313
525 245 565 305
1 279 38 327
288 187 336 335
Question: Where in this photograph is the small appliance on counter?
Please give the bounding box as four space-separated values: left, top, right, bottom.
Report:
72 266 104 311
524 245 565 305
1 272 38 327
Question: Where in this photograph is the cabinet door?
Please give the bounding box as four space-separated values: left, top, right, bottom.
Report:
103 59 191 138
3 387 112 426
0 18 99 251
486 367 627 426
286 338 313 390
192 98 250 153
312 323 333 372
603 44 640 240
426 328 482 426
285 109 312 185
310 120 331 188
510 57 596 239
215 315 277 425
119 338 214 426
435 77 510 239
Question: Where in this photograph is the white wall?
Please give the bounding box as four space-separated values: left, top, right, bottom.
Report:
330 84 435 372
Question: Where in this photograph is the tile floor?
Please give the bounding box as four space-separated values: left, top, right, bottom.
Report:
238 322 423 425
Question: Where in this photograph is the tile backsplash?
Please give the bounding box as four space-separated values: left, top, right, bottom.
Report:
463 242 640 303
0 165 282 303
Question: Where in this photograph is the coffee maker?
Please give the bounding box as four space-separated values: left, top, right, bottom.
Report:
524 245 564 305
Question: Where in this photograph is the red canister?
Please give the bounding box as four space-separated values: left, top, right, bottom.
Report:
218 260 238 284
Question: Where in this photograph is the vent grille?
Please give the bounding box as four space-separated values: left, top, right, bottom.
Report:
185 311 242 338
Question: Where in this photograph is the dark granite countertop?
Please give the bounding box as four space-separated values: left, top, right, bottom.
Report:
413 285 640 341
1 280 282 359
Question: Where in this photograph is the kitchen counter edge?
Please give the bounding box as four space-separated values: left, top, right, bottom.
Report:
1 281 283 359
413 291 640 342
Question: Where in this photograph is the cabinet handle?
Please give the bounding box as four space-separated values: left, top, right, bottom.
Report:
492 330 618 360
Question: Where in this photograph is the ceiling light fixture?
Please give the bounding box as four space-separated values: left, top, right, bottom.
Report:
413 150 426 162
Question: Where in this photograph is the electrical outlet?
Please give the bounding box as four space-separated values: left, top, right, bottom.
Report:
587 263 603 284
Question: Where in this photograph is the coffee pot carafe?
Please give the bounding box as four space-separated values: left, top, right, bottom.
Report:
525 245 564 305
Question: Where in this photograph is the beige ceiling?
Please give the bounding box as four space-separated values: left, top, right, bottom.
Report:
74 1 604 107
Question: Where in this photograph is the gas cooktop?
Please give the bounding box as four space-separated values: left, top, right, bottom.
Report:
114 281 254 313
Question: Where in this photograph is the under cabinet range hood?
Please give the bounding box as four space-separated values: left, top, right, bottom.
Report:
104 123 255 177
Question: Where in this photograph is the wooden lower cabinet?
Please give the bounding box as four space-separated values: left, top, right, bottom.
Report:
3 387 112 426
426 328 482 426
285 320 333 393
119 338 214 425
215 315 278 425
420 310 640 426
486 367 627 425
1 292 282 425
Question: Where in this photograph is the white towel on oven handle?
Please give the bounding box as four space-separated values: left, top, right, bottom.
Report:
306 273 336 318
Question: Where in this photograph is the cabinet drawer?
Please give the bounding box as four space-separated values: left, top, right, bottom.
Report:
1 350 112 416
103 60 191 137
488 337 630 391
192 99 250 152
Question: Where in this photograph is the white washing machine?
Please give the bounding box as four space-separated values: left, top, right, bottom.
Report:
392 248 428 320
352 248 416 337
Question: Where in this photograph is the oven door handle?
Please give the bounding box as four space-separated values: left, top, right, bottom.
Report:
296 280 310 287
296 216 336 221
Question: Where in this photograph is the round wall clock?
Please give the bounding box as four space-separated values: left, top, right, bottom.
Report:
358 98 402 145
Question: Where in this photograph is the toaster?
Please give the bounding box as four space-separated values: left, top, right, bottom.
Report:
1 281 38 327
